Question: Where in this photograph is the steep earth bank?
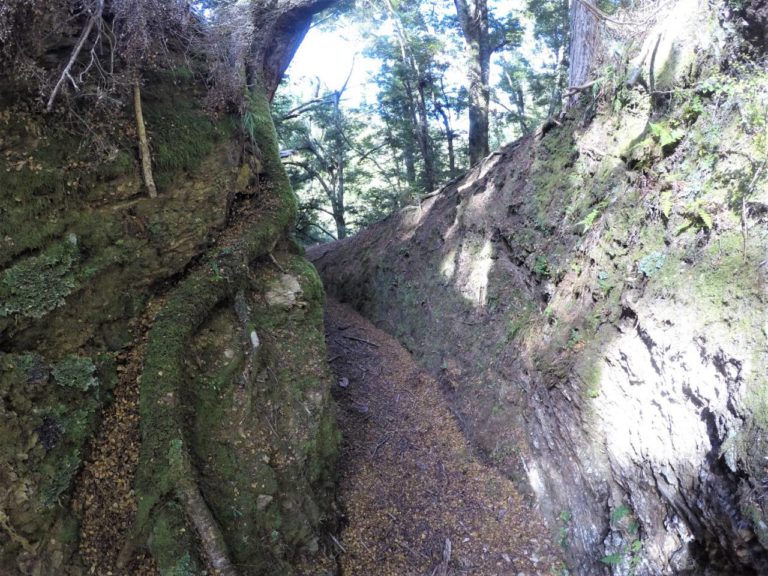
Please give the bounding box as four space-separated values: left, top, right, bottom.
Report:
312 2 768 573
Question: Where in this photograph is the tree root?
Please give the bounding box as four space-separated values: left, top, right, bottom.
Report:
176 479 238 576
0 510 36 554
131 82 297 572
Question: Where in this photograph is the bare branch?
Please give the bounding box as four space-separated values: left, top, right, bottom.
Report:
133 80 158 198
574 0 636 26
279 94 335 121
284 160 333 194
47 0 104 112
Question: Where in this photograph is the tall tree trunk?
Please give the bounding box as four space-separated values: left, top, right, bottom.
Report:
436 103 457 176
454 0 490 166
332 91 347 239
568 0 600 97
385 0 437 192
416 80 436 191
513 87 529 134
402 139 418 190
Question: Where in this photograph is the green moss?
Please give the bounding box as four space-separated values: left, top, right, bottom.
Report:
747 378 768 431
135 82 312 573
0 116 138 265
143 77 233 191
288 258 324 304
94 150 136 181
150 503 201 576
39 449 81 507
52 356 98 391
0 240 79 318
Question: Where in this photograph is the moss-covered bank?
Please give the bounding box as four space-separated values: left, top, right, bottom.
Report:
1 66 337 576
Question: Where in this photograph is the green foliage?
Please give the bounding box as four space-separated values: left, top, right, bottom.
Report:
533 255 551 279
600 552 623 566
676 199 713 234
601 504 644 574
567 329 583 349
577 202 605 233
0 240 79 318
506 316 526 341
611 504 631 523
52 356 98 391
660 190 673 219
638 251 666 278
682 95 705 123
596 270 614 295
649 121 684 154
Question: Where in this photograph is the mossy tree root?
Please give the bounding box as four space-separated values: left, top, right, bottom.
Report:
130 83 297 573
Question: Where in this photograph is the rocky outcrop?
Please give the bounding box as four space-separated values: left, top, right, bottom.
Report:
311 2 768 573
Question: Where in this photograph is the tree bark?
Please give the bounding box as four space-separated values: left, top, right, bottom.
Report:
247 0 337 100
415 79 436 191
385 0 437 192
135 0 336 571
435 103 457 176
454 0 490 166
332 90 347 239
133 80 157 198
567 0 601 100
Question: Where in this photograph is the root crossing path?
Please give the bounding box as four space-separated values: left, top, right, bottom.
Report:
325 299 561 576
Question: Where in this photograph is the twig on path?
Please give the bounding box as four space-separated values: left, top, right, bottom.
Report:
372 433 393 458
449 407 467 429
328 355 341 362
397 540 430 561
342 334 379 347
433 538 452 576
330 534 346 553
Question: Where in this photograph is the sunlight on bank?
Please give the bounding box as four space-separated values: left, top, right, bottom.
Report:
455 237 494 305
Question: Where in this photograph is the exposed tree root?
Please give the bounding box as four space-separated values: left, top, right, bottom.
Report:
132 82 296 572
176 479 238 576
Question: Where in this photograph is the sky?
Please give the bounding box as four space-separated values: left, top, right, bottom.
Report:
285 23 381 107
285 6 555 110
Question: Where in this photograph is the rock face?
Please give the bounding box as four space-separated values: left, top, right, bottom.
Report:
312 2 768 573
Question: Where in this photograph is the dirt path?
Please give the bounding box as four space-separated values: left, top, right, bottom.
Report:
325 299 561 576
